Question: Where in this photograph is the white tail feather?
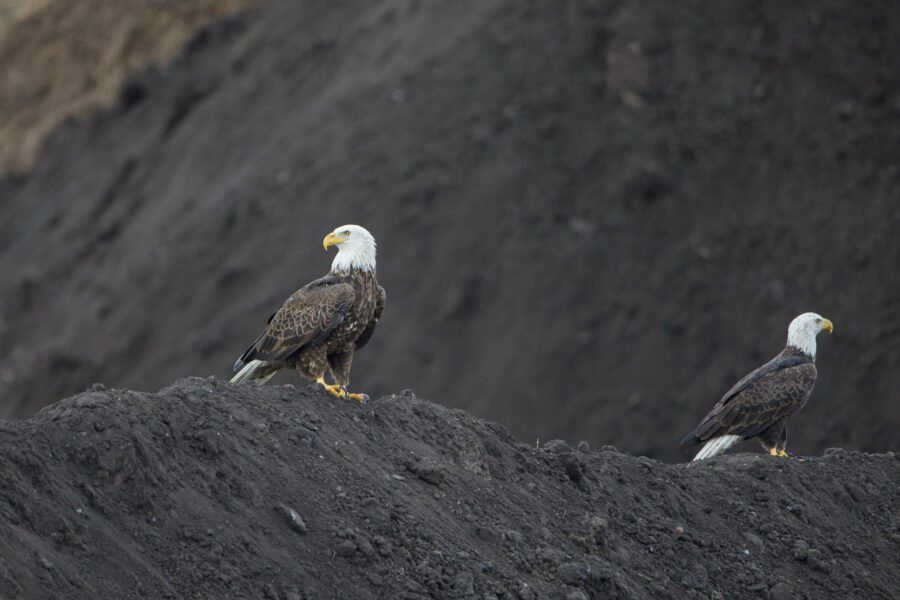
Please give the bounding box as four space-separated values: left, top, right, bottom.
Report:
693 434 742 461
230 360 268 384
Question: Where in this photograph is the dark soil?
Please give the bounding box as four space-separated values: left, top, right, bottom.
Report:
0 0 899 464
0 378 897 599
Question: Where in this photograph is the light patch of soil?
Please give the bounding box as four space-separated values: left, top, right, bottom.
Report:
0 0 253 173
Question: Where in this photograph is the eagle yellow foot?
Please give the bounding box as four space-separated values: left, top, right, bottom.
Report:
769 447 790 458
777 449 789 458
315 379 368 404
316 378 348 399
346 392 369 405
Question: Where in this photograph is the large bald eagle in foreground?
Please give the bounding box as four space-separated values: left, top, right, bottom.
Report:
230 225 385 404
681 312 833 461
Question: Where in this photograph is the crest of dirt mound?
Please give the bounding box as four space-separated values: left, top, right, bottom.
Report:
0 378 897 598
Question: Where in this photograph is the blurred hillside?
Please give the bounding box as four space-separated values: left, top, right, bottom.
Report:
0 0 252 173
0 0 898 461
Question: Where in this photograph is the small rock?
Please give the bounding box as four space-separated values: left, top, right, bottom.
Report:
557 562 588 585
563 456 585 483
275 504 308 534
336 539 357 557
451 572 475 596
674 526 684 539
356 535 375 557
743 532 764 550
566 590 589 600
90 383 106 391
588 516 608 544
475 525 500 543
792 539 809 561
195 430 222 456
576 441 590 452
537 546 565 566
600 445 618 453
407 458 445 486
374 536 393 557
807 549 832 574
769 582 793 600
516 583 535 600
503 529 525 545
262 583 280 600
692 563 708 585
35 553 52 570
543 439 571 453
844 482 865 502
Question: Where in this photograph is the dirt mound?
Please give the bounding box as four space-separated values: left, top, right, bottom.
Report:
0 378 895 599
0 0 899 462
0 0 252 173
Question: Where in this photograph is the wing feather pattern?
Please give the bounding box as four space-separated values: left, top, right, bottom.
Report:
354 285 386 350
234 275 355 370
683 353 817 448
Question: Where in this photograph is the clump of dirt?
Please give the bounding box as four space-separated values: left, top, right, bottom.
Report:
0 0 253 173
0 379 896 599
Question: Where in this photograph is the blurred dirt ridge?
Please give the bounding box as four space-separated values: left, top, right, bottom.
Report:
0 0 898 461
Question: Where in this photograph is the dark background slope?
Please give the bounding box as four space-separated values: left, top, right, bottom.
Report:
0 0 898 460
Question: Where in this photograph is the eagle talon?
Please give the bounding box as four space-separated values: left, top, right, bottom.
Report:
348 392 369 405
318 380 348 399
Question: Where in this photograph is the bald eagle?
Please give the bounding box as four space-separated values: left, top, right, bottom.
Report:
681 312 833 461
230 225 386 403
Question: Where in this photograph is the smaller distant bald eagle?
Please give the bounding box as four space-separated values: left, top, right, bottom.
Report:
230 225 385 404
681 312 833 461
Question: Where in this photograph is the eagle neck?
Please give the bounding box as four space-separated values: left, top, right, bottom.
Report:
784 343 815 361
331 245 376 275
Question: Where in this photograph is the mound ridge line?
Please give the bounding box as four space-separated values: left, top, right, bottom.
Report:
0 376 896 599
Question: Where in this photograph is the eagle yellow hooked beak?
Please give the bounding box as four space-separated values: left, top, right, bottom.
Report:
821 318 834 333
323 231 346 250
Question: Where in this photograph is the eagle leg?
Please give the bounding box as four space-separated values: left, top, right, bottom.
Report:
775 425 788 458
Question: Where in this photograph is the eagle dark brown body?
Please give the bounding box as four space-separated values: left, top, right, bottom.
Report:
230 225 385 403
681 313 832 460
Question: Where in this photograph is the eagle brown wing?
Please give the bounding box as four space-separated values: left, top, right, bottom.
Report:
354 285 386 350
689 356 817 444
234 276 355 370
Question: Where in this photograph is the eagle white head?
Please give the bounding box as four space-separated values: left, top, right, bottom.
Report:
786 312 833 358
323 224 377 274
